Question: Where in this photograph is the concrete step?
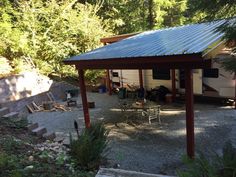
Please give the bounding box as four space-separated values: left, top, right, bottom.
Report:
43 132 56 141
0 107 10 117
53 136 65 143
62 137 70 146
2 112 19 119
96 168 175 177
27 123 39 131
32 127 47 137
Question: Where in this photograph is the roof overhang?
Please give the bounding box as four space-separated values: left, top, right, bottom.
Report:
64 53 211 69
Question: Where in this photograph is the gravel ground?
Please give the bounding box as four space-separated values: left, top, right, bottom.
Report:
27 92 236 176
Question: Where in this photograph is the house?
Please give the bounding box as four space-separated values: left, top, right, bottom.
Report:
101 19 236 99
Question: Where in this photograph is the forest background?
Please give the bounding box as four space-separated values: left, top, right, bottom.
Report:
0 0 235 82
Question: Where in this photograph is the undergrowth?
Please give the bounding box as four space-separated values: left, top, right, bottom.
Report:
70 122 109 170
178 141 236 177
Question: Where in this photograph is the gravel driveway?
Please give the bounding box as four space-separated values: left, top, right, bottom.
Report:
28 92 236 176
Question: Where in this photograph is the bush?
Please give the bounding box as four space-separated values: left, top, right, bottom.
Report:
177 141 236 177
70 123 109 170
0 152 22 177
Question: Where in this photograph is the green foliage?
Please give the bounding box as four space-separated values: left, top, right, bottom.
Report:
0 0 110 76
0 116 28 129
177 141 236 177
85 69 105 85
82 0 188 33
188 0 236 20
0 136 23 153
188 0 236 53
0 152 22 177
70 122 109 169
220 57 236 73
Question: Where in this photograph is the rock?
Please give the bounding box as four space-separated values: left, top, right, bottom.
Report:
113 163 120 168
28 156 34 161
27 123 39 131
24 165 34 170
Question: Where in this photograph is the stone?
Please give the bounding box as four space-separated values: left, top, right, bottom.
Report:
27 123 39 131
2 112 19 119
28 156 34 161
96 168 176 177
31 127 47 137
24 165 34 170
0 107 10 117
43 132 56 141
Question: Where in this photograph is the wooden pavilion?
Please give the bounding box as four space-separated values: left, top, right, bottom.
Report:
64 18 233 158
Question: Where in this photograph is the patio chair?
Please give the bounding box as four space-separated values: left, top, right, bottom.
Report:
142 105 161 124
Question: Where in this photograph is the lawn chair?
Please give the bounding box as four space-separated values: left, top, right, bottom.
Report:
142 105 161 124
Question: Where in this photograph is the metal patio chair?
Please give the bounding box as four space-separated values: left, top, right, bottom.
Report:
142 105 161 124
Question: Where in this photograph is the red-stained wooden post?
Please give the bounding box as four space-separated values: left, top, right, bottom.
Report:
78 68 91 128
106 69 112 95
234 74 236 109
185 68 194 158
171 69 176 101
139 69 143 88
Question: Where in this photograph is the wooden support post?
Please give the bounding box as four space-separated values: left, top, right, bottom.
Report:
120 70 124 87
139 69 143 88
78 69 90 128
106 69 112 95
234 73 236 109
185 68 194 158
171 69 176 101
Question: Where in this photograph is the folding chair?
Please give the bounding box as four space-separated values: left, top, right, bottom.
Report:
142 105 161 124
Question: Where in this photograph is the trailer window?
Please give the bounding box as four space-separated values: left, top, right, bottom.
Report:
203 68 219 78
112 72 119 77
152 69 170 80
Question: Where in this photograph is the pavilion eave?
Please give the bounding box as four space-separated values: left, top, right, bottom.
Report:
64 53 212 69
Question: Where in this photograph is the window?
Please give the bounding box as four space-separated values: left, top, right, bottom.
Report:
203 68 219 78
112 72 119 77
152 69 170 80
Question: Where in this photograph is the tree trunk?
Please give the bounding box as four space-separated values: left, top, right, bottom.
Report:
148 0 154 29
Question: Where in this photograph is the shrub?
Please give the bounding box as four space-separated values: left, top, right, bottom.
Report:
70 122 109 170
0 152 22 177
177 141 236 177
1 117 28 129
0 136 23 153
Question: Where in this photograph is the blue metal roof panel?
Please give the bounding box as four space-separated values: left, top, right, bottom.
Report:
66 18 235 62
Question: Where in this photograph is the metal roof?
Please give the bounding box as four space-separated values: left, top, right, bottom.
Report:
66 18 235 62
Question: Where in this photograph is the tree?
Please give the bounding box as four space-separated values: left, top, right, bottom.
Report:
0 0 111 77
79 0 188 34
188 0 236 55
188 0 236 108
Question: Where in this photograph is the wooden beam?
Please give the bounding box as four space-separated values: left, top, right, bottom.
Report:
235 74 236 109
106 69 112 95
78 69 90 128
64 53 204 66
67 60 212 70
185 68 195 158
100 32 140 44
139 69 143 88
171 69 176 101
